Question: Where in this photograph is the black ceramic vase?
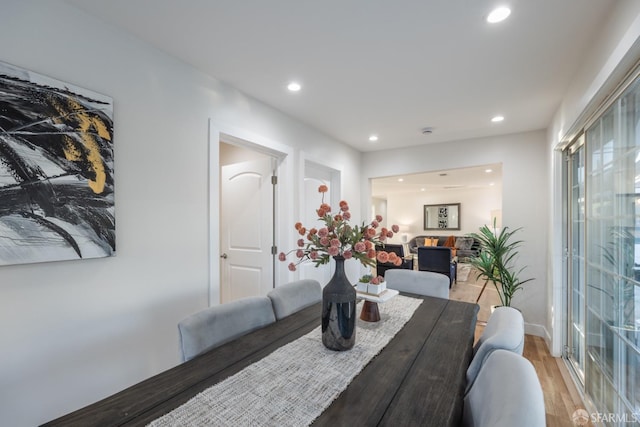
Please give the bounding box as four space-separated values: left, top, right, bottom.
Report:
321 256 356 351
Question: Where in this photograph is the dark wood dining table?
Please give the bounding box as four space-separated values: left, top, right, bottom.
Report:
43 294 478 427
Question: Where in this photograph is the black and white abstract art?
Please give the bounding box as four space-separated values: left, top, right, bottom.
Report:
0 61 115 266
438 206 448 229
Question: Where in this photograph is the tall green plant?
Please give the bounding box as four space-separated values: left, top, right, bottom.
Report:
469 219 533 307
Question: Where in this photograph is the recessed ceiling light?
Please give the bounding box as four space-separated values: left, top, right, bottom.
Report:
485 168 493 173
287 82 301 92
369 135 379 142
491 115 505 122
421 188 426 192
398 178 404 182
487 7 511 23
489 182 495 186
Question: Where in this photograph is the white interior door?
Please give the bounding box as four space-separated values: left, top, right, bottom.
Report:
221 158 274 302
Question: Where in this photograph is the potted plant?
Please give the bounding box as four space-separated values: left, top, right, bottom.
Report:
357 274 386 295
469 218 533 307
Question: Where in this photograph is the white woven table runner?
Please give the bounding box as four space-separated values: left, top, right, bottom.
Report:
148 295 423 427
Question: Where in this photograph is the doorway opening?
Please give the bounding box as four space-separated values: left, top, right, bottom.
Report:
370 163 503 237
370 163 503 323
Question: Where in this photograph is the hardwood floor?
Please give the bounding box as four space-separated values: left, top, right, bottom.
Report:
454 264 588 427
523 334 590 427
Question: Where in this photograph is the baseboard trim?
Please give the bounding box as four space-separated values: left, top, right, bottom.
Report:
524 322 547 339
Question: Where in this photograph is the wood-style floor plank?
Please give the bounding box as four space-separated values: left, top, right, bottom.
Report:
524 335 593 427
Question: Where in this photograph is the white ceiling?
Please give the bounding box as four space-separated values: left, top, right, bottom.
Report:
65 0 614 153
371 163 502 198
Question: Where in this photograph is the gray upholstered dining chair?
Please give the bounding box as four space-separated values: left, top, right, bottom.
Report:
267 279 322 320
465 306 525 390
462 349 545 427
178 296 276 362
384 269 449 299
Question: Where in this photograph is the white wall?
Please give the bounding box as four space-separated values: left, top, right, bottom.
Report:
362 130 548 336
552 1 640 144
6 1 639 424
0 1 361 425
383 186 502 243
547 2 640 356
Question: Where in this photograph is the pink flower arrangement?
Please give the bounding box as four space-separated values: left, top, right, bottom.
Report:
279 185 402 271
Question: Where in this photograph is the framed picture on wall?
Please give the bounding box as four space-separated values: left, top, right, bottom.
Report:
0 61 115 266
424 203 460 230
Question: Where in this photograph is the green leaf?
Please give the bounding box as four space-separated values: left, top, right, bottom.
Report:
468 220 533 307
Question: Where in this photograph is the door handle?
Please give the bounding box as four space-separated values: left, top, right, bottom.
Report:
220 253 228 259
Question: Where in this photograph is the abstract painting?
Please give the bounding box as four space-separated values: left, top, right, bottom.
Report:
437 206 448 228
0 61 115 266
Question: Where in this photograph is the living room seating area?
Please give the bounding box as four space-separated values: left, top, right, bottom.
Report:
408 235 481 262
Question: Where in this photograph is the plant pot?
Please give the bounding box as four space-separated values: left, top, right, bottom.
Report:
368 282 386 295
321 256 356 351
490 305 521 313
356 281 386 295
356 281 369 293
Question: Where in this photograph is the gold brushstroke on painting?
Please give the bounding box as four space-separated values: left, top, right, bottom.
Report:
50 96 111 194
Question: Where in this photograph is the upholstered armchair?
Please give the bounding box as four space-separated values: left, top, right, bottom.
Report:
376 243 414 277
417 246 457 287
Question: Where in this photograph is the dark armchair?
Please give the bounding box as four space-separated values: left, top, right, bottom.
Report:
376 244 414 278
417 246 457 287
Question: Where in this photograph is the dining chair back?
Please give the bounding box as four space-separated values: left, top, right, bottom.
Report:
462 349 545 427
465 306 525 390
267 279 322 320
178 296 276 362
417 246 456 286
384 269 449 299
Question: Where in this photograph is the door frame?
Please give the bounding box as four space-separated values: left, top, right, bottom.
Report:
299 160 342 285
563 134 587 387
296 152 357 281
208 119 294 306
